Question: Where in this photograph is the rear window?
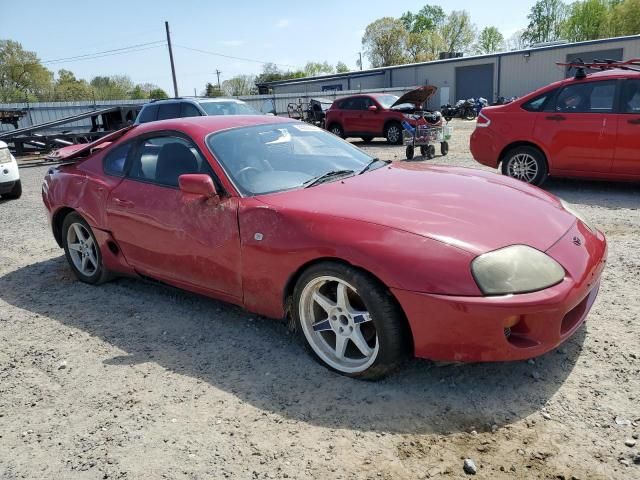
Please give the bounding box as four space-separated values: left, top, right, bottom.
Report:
157 103 181 120
137 105 158 123
521 91 555 112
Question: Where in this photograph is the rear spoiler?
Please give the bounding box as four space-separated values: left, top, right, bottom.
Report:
47 125 136 162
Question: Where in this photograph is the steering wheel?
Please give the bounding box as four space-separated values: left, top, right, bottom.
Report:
236 166 261 183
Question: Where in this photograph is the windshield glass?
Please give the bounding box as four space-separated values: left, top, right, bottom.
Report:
207 122 375 195
199 100 259 116
375 95 399 109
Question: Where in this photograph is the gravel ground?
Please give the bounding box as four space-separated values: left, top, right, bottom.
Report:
1 119 639 479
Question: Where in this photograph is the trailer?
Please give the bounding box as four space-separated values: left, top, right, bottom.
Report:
0 105 141 156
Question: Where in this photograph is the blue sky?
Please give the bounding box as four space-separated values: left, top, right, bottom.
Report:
0 0 537 95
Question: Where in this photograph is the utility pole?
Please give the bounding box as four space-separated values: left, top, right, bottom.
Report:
215 70 222 90
359 52 363 71
165 21 179 98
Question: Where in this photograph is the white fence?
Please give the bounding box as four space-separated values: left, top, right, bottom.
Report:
0 86 421 134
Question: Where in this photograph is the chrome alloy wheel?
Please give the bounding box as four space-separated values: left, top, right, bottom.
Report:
66 222 98 276
299 276 379 373
386 125 401 143
507 153 539 183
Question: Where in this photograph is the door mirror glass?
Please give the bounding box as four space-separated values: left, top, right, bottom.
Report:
368 105 378 112
179 174 218 198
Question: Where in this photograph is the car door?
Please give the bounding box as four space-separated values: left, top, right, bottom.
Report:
532 80 617 174
105 133 242 300
356 97 380 134
341 98 364 134
612 78 640 176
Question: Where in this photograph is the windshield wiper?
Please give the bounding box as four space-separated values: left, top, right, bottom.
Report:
303 169 355 188
359 157 389 175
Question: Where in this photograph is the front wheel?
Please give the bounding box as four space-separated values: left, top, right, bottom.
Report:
293 262 409 380
464 109 477 121
62 212 111 284
2 179 22 199
440 141 449 156
385 122 402 145
329 124 344 138
406 145 415 160
501 146 548 186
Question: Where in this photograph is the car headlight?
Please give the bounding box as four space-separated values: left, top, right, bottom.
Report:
0 148 12 165
472 245 565 295
560 199 595 233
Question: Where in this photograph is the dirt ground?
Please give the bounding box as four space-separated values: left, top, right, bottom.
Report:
1 120 639 479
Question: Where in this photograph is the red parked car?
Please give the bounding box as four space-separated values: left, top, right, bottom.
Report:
471 64 640 185
325 86 438 144
43 116 606 379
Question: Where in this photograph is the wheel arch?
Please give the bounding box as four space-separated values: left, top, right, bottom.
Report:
499 141 549 172
52 206 77 247
281 256 415 354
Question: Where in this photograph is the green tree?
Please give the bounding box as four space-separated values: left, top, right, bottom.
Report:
475 26 505 54
564 0 611 41
400 5 446 33
221 74 255 96
362 17 409 67
304 61 334 77
0 39 53 102
90 75 134 100
205 82 224 97
255 62 305 84
439 10 477 53
148 88 168 99
336 61 350 73
53 69 92 100
406 30 445 62
129 85 147 99
522 0 568 45
608 0 640 36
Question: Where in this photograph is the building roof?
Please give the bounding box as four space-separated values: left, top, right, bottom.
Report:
256 35 640 87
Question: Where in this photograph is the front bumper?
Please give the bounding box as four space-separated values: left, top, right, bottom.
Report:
0 159 20 193
394 222 607 362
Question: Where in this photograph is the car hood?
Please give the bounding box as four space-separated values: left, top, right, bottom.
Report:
258 163 576 255
391 86 437 108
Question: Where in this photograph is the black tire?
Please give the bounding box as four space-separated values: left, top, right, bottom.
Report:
420 146 428 157
444 116 453 122
2 179 22 199
440 141 449 156
427 144 436 159
385 122 403 145
329 124 344 138
292 262 409 380
501 146 548 186
361 136 374 143
61 212 111 285
464 110 477 121
406 146 415 160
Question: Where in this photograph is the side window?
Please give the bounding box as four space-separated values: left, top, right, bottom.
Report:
555 81 616 113
521 91 555 112
129 136 211 188
137 105 158 123
350 98 368 110
181 103 202 118
620 80 640 114
260 99 275 114
157 103 180 120
103 142 131 177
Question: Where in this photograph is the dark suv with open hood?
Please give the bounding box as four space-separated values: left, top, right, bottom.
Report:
324 86 437 144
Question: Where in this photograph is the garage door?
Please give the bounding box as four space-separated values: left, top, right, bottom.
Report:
455 63 494 102
564 48 623 77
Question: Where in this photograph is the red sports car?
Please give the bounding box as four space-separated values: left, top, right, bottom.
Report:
42 116 607 379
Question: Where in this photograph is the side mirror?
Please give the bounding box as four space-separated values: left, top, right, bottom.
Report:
368 105 378 112
178 174 218 198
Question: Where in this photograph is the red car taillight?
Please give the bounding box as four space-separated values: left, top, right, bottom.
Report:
476 112 491 128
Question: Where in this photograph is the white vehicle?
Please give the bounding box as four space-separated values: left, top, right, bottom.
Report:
0 141 21 200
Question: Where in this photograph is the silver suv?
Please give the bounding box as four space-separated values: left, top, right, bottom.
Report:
135 97 261 124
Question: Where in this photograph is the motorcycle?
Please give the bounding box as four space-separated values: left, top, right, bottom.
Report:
440 98 477 121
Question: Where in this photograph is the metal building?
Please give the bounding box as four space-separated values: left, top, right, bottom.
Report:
256 35 640 107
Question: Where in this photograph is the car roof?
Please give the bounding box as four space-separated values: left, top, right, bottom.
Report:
146 97 247 105
131 114 295 137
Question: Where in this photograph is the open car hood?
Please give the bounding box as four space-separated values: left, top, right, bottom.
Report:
46 125 135 162
391 85 437 108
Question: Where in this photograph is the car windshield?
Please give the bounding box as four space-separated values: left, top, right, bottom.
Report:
198 100 259 116
207 122 376 195
375 95 399 108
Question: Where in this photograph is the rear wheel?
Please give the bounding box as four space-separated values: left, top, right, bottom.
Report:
329 124 344 138
62 212 111 284
440 141 449 156
2 180 21 199
385 122 402 145
293 262 408 380
502 146 548 186
406 146 415 160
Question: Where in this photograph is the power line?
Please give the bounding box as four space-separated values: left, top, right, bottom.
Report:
173 44 300 69
41 41 166 64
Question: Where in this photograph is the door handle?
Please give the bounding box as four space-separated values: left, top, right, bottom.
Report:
628 118 640 125
545 115 566 121
113 198 134 208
